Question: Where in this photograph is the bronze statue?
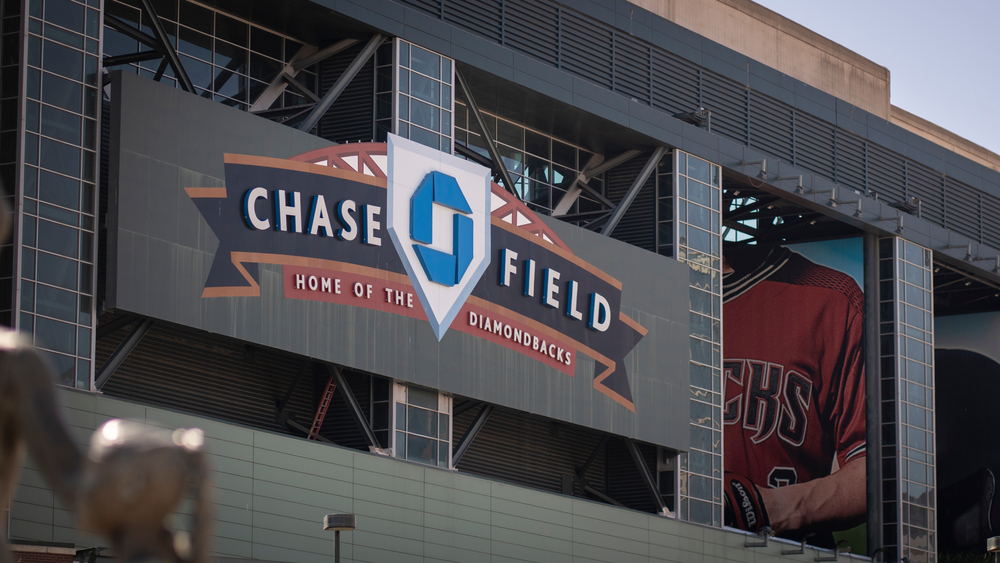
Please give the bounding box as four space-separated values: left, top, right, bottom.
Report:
0 197 211 563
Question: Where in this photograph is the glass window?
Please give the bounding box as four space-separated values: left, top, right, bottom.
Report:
394 383 451 469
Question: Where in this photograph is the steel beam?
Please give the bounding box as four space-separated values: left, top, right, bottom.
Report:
104 15 160 49
328 365 381 449
139 0 194 93
103 50 162 67
553 150 642 217
454 143 494 170
96 314 138 339
95 318 154 389
298 34 384 132
275 360 310 417
281 72 321 104
250 44 316 113
601 146 667 236
455 66 518 198
452 404 494 465
292 38 359 73
624 438 667 513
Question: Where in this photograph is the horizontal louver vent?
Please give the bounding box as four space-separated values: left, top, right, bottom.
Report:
504 0 558 66
651 49 699 117
983 195 1000 249
560 10 613 89
836 130 867 195
906 160 944 225
614 33 650 105
444 0 502 44
398 0 997 253
946 177 982 243
701 72 745 145
318 44 374 144
748 91 792 163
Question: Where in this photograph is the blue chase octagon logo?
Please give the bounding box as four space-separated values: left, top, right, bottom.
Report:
387 134 492 341
410 171 473 287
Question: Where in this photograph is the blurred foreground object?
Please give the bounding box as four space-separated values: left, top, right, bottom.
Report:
0 192 212 563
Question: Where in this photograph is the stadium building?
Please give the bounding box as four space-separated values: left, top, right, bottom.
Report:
3 0 1000 562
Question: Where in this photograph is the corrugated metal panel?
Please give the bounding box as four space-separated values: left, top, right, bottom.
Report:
701 71 745 145
444 0 501 44
651 49 699 117
748 91 792 163
317 43 375 144
453 402 607 496
605 150 656 251
559 9 612 90
613 33 650 105
794 111 835 181
96 320 371 449
945 177 982 244
99 100 111 307
606 438 658 513
906 160 944 226
504 0 559 67
836 129 867 195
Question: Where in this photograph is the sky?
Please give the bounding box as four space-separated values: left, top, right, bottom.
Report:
751 0 1000 155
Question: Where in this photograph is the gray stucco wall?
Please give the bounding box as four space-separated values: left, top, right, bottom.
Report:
10 388 861 563
107 72 690 450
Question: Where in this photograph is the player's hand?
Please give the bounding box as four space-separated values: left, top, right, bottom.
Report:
723 472 770 532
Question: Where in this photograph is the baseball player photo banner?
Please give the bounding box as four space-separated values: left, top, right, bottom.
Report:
935 311 1000 559
721 237 867 552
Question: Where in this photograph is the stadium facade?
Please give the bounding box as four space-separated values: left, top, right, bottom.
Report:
4 0 1000 562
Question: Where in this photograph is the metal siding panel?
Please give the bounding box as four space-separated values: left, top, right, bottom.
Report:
983 194 1000 250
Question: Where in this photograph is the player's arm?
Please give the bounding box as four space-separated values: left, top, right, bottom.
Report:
756 456 866 533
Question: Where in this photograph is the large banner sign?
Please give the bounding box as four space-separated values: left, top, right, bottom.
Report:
186 135 646 411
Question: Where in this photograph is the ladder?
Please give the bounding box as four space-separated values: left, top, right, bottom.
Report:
308 376 337 440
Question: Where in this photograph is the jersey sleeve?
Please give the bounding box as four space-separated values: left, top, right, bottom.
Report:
832 302 866 468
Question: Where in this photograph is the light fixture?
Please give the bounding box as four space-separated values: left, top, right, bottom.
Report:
324 514 357 563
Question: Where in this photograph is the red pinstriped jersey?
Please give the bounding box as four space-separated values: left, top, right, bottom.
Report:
723 245 866 489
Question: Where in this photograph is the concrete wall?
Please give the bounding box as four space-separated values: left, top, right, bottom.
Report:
9 388 864 563
626 0 891 120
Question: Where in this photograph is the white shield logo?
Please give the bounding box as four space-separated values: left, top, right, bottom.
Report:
387 134 491 341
